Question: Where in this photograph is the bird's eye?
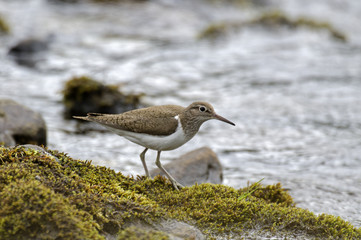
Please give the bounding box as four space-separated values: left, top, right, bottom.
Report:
199 106 206 112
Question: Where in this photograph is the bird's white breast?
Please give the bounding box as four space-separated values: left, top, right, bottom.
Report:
104 116 190 151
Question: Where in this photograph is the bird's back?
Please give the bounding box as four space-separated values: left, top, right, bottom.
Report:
74 105 185 136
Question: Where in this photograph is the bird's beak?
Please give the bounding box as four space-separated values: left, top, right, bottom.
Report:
214 114 235 126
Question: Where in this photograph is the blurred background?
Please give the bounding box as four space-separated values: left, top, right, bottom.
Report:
0 0 360 228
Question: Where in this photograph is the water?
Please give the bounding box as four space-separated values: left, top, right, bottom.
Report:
1 0 360 228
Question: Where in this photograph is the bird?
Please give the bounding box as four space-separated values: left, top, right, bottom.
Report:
73 101 235 190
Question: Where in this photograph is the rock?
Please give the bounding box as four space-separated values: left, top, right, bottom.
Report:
8 38 49 56
150 147 223 186
7 35 54 67
0 99 47 146
63 76 143 119
63 76 142 119
0 132 15 147
198 10 347 42
1 146 360 240
123 219 205 240
155 219 205 240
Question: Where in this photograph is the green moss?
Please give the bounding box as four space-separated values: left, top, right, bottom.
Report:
197 22 229 40
0 146 360 239
252 11 347 42
62 75 143 118
239 182 295 207
133 181 360 239
63 76 110 108
0 179 101 239
0 146 161 239
249 10 293 27
199 10 347 42
295 17 347 41
0 15 10 34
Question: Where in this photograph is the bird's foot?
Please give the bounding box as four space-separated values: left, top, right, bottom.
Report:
171 180 184 191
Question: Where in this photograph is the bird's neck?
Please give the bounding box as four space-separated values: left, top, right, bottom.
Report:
179 112 205 140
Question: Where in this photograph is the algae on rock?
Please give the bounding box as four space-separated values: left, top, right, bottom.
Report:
0 146 360 239
62 76 143 119
198 10 347 42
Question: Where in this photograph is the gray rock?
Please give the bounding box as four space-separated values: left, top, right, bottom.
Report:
150 147 223 186
0 131 15 147
8 35 54 67
122 219 206 240
0 99 47 146
155 219 206 240
8 38 49 56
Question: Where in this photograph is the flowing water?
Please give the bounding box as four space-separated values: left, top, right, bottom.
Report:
1 0 360 229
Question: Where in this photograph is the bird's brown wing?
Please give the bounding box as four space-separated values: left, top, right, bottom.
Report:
75 105 184 136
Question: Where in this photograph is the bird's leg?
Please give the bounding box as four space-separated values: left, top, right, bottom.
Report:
155 151 184 190
140 148 151 178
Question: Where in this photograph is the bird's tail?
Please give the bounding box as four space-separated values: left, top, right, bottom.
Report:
73 115 90 121
73 113 105 121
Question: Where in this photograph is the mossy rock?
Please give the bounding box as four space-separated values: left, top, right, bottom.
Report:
251 11 347 41
0 179 101 240
198 22 230 40
239 181 295 207
0 146 360 239
62 76 143 119
0 146 161 239
199 10 347 42
0 15 10 34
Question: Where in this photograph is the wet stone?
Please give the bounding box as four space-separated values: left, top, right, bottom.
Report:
0 99 47 146
150 147 223 186
63 76 143 119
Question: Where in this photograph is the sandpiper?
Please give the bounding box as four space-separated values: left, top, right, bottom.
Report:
74 101 235 190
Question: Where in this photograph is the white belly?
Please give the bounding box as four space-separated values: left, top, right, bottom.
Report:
104 120 191 151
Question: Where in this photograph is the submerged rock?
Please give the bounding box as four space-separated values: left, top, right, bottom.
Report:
0 99 47 146
63 76 143 119
198 10 347 42
8 38 50 56
7 35 54 67
150 147 223 186
0 146 360 239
